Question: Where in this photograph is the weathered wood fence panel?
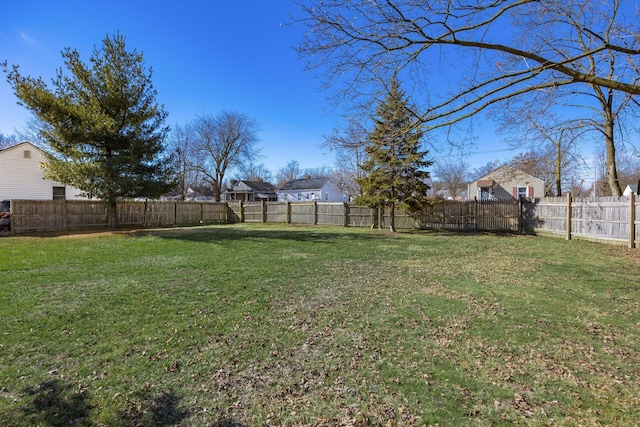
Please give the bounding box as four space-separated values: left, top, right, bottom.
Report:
66 200 109 230
379 207 417 230
9 200 228 234
145 202 175 227
531 194 639 247
202 203 228 223
290 202 315 224
117 202 145 227
176 202 202 225
345 204 375 227
242 202 264 223
317 203 348 226
476 200 521 231
420 200 520 232
7 197 639 248
267 202 288 223
420 201 474 231
11 200 66 233
572 197 628 242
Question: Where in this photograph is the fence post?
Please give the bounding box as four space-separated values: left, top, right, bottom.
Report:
262 200 267 223
286 201 291 224
474 198 478 232
143 200 148 227
173 202 177 226
63 199 68 233
314 201 318 225
518 198 523 233
630 193 636 249
343 202 349 227
566 193 572 241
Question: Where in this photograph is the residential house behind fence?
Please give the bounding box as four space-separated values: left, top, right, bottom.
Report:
468 165 545 201
0 141 85 201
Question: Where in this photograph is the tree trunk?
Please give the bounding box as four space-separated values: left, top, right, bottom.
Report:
604 115 622 196
555 142 562 196
108 200 118 230
389 202 396 232
596 87 623 197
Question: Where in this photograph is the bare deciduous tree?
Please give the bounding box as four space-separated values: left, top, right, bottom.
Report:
296 0 640 195
191 111 261 201
321 117 370 198
433 160 469 200
0 133 18 149
496 96 591 196
233 162 273 183
166 123 200 200
276 160 303 187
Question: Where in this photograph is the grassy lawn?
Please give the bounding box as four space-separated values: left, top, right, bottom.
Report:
1 224 638 426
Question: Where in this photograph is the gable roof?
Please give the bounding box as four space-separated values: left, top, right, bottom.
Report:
477 165 544 184
230 180 276 192
278 177 330 191
0 141 43 155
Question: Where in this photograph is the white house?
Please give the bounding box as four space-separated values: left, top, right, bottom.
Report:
623 183 639 197
276 177 346 202
0 141 85 201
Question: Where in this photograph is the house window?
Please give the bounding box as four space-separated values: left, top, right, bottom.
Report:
53 187 66 200
24 150 31 159
297 193 302 201
324 193 328 201
284 194 288 201
516 186 528 199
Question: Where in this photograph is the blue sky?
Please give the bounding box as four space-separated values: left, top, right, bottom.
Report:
1 1 512 174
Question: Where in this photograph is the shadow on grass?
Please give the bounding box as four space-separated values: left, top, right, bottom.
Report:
127 224 386 244
22 380 91 426
117 388 191 426
20 380 249 426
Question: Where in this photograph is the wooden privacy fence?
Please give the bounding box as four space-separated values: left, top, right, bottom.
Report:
9 199 228 234
530 194 639 248
10 199 520 234
227 201 376 227
7 196 639 248
418 199 522 232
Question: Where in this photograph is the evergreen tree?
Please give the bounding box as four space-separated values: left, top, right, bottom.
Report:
357 79 432 232
3 33 176 229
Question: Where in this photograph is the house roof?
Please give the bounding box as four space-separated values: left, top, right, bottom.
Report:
625 184 639 194
0 141 42 154
476 165 544 184
278 177 330 191
230 180 276 192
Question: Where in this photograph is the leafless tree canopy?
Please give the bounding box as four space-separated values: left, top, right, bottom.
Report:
321 118 370 198
0 133 18 150
296 0 640 129
434 160 469 200
190 111 261 201
233 162 273 183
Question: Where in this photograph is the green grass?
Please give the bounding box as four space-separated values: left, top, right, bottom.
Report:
1 224 638 426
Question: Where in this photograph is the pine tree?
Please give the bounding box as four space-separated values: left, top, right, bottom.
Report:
3 33 176 229
357 79 432 232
